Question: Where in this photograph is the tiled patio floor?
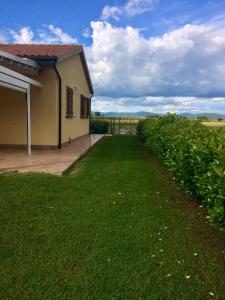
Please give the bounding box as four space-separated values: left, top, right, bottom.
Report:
0 134 104 175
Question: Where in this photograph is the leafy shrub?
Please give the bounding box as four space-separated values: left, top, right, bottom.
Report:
137 114 225 225
136 119 146 140
91 119 109 134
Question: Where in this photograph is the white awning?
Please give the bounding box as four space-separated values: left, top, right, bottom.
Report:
0 65 42 155
0 50 41 75
0 65 42 91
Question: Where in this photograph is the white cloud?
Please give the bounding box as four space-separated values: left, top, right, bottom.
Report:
5 25 77 44
0 30 9 43
86 21 225 103
1 18 225 114
11 27 34 44
92 96 225 114
0 35 8 43
101 0 157 21
101 6 122 21
41 24 77 44
82 27 92 38
124 0 157 17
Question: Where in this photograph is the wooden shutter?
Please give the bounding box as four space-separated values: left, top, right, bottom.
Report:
86 98 90 118
80 95 84 118
80 95 90 118
66 86 73 117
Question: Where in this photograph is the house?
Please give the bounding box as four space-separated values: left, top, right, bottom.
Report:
0 44 93 155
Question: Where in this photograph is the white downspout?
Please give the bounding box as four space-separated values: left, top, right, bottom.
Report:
26 87 31 155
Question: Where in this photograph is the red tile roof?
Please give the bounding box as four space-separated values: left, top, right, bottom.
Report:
0 44 82 58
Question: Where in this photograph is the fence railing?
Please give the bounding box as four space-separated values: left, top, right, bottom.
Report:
91 117 140 135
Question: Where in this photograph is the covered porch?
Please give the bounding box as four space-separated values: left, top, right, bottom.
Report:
0 134 104 175
0 50 42 155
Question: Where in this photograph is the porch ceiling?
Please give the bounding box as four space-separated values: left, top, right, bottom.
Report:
0 50 41 76
0 65 42 92
0 65 42 156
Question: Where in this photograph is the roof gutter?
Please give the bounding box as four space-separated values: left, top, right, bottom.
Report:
53 60 62 149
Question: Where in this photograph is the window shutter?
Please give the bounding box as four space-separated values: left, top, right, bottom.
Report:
86 98 90 118
80 95 84 118
66 86 73 117
80 95 90 118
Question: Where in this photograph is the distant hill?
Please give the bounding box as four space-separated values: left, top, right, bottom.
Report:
100 111 160 117
93 111 225 119
180 112 225 119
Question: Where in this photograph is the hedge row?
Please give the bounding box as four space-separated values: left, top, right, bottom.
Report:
91 119 109 134
137 114 225 225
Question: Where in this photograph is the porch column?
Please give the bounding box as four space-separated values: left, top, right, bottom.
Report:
26 87 31 156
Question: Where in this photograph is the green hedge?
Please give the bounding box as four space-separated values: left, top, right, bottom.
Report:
137 114 225 225
91 119 109 134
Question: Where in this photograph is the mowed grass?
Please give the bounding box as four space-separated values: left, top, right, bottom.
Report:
1 136 225 299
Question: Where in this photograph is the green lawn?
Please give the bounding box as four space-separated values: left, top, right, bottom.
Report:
1 136 225 299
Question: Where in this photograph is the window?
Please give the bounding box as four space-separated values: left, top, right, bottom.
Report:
80 95 90 118
66 86 73 117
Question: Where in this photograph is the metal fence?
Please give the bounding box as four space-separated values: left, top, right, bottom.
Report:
91 117 140 135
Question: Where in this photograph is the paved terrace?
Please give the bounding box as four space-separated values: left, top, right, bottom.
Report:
0 134 104 175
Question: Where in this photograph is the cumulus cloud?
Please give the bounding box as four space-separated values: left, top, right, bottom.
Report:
6 25 77 44
1 18 225 114
92 96 225 114
101 6 122 21
101 0 157 21
82 27 92 38
41 25 77 44
0 30 9 43
11 27 34 44
86 21 225 102
124 0 158 17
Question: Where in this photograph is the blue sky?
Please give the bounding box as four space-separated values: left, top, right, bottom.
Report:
1 0 225 42
1 0 225 113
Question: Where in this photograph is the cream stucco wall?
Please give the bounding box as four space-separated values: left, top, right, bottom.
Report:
31 67 58 146
0 86 27 145
57 54 90 144
0 66 58 147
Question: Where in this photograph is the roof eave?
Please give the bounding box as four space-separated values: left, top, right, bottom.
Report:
23 56 57 64
57 47 94 94
0 50 42 70
17 47 94 95
79 51 94 95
